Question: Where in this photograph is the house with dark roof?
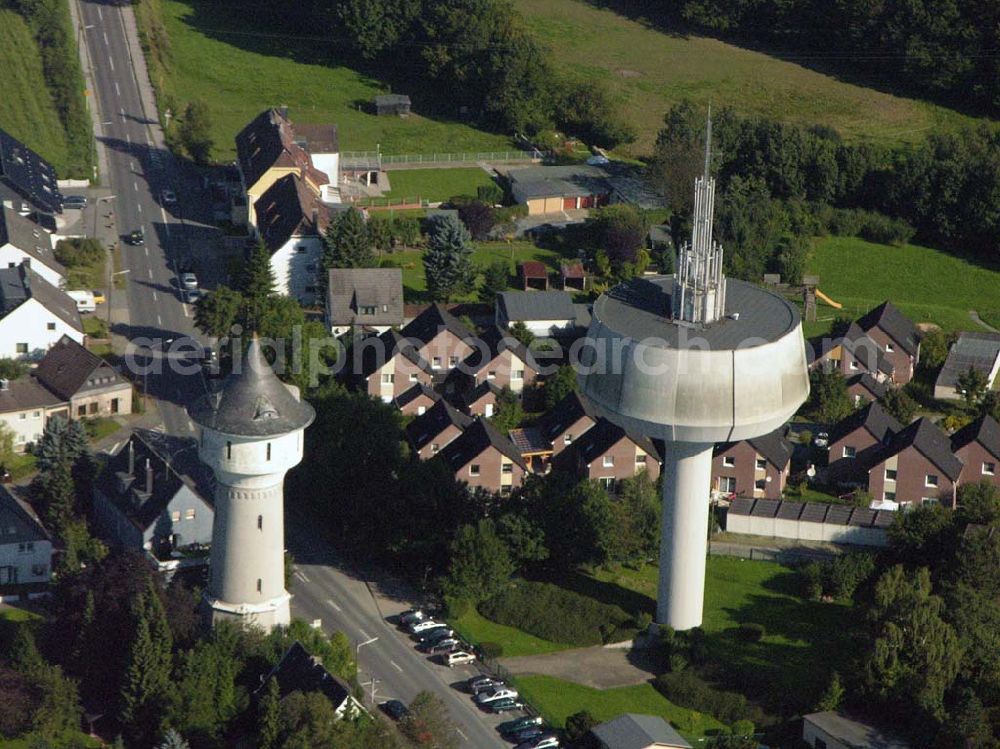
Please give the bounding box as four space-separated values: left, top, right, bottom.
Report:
568 418 660 491
34 335 131 419
0 485 52 591
951 415 1000 491
934 332 1000 400
462 380 503 418
456 326 538 394
256 641 363 720
856 301 921 385
845 372 888 407
393 382 441 416
508 390 599 474
496 290 583 337
508 164 611 215
235 108 336 227
824 402 902 487
518 260 548 290
591 713 691 749
0 128 62 216
0 207 65 288
811 322 894 382
254 174 327 302
405 399 473 459
326 267 404 335
438 417 528 494
399 304 476 375
345 328 434 402
712 428 792 500
867 418 963 507
91 430 214 555
0 261 83 359
803 711 910 749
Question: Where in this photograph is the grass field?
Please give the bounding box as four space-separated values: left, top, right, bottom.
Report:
513 675 726 739
515 0 984 155
0 605 42 624
377 168 497 204
807 236 1000 333
0 10 71 175
451 608 572 657
137 0 513 163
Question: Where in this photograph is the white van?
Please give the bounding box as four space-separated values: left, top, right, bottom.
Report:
66 290 96 313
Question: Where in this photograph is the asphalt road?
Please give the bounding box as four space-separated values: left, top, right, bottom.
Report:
77 2 511 745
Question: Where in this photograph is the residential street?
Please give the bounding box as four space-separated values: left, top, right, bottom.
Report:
76 1 508 745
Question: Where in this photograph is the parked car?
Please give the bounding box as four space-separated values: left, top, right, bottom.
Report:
127 228 144 245
183 288 202 304
161 189 177 205
416 627 454 644
379 700 408 721
444 651 476 667
180 272 199 290
813 431 830 448
200 347 221 377
475 687 519 705
498 715 544 736
487 698 522 714
399 609 425 627
91 290 106 305
510 727 547 743
469 675 505 695
427 639 460 656
515 735 559 749
409 619 443 634
66 290 96 313
63 195 87 209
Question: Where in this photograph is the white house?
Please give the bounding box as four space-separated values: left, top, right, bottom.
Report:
496 290 587 337
0 378 64 450
253 174 325 303
0 262 83 359
0 207 66 288
0 486 52 591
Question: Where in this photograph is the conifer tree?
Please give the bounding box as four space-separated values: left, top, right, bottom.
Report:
323 207 374 270
9 624 44 674
257 676 281 749
157 728 191 749
120 580 174 745
423 214 474 302
240 241 277 331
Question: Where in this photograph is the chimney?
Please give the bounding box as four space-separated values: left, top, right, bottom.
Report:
128 441 135 475
145 458 153 494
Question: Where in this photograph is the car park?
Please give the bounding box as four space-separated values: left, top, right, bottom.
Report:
409 619 443 634
379 700 408 721
487 698 523 714
499 715 544 736
444 650 476 667
515 735 559 749
470 675 505 695
475 687 519 704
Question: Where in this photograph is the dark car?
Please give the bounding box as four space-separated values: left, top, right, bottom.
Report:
499 715 543 736
63 195 88 209
488 698 522 714
379 700 408 721
510 726 546 744
469 675 505 695
399 609 425 627
416 627 454 644
127 228 144 245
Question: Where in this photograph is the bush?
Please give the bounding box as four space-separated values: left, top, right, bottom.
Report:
654 670 762 725
635 611 653 632
824 552 876 599
478 581 632 646
477 183 504 206
54 238 104 268
478 641 503 659
798 561 824 600
731 719 755 737
735 623 765 642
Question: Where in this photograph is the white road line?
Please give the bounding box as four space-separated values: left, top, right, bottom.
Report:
157 314 162 326
120 107 126 121
103 31 109 45
184 304 192 318
133 180 138 192
144 247 149 257
161 207 171 238
114 81 120 97
389 660 403 673
455 728 468 741
108 55 114 72
136 204 142 213
295 570 311 583
357 628 370 640
147 269 153 279
125 132 131 144
97 6 102 20
325 598 342 612
152 291 157 301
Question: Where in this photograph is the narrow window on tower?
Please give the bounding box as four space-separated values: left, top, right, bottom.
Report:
226 441 232 459
257 578 262 593
258 514 263 530
266 442 272 461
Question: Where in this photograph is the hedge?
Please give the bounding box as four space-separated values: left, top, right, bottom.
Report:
653 670 763 725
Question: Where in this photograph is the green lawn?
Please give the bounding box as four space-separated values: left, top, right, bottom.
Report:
515 0 987 155
450 608 572 657
0 605 42 624
807 236 1000 333
513 675 726 740
136 0 513 162
0 11 71 175
375 168 497 204
83 417 122 442
7 452 38 481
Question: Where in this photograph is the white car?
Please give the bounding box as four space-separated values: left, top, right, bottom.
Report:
409 619 443 634
161 189 177 205
180 272 199 290
475 687 519 704
445 651 476 667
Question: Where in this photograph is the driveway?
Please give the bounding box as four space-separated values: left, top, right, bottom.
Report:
501 644 661 689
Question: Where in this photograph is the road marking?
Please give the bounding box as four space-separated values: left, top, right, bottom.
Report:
157 314 162 326
357 628 370 640
136 204 142 213
114 81 120 97
389 660 403 673
184 304 192 318
103 31 109 45
144 247 149 257
97 6 102 20
152 291 157 301
120 107 126 121
125 132 130 144
108 55 114 72
147 269 153 279
455 729 468 741
133 180 138 192
294 570 310 583
325 598 342 612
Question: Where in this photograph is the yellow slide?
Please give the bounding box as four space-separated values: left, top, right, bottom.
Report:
815 289 842 309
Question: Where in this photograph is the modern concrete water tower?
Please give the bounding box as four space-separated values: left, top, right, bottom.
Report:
578 121 810 630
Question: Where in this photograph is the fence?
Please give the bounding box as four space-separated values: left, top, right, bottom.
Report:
341 149 543 170
708 541 839 563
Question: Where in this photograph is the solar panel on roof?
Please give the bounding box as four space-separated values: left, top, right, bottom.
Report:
825 506 853 525
776 501 805 520
849 509 876 526
751 499 780 518
729 498 755 516
799 503 829 523
872 511 895 528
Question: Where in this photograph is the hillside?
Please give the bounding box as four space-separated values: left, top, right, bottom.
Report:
0 9 71 174
514 0 986 154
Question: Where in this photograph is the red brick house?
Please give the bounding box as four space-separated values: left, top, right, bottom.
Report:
400 304 476 376
811 322 894 382
348 330 434 403
463 380 503 418
867 418 963 508
845 373 888 407
405 399 473 460
457 326 538 394
711 428 791 500
569 418 660 492
856 301 921 385
393 382 441 416
439 418 528 495
537 391 599 457
824 402 902 487
951 415 1000 491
